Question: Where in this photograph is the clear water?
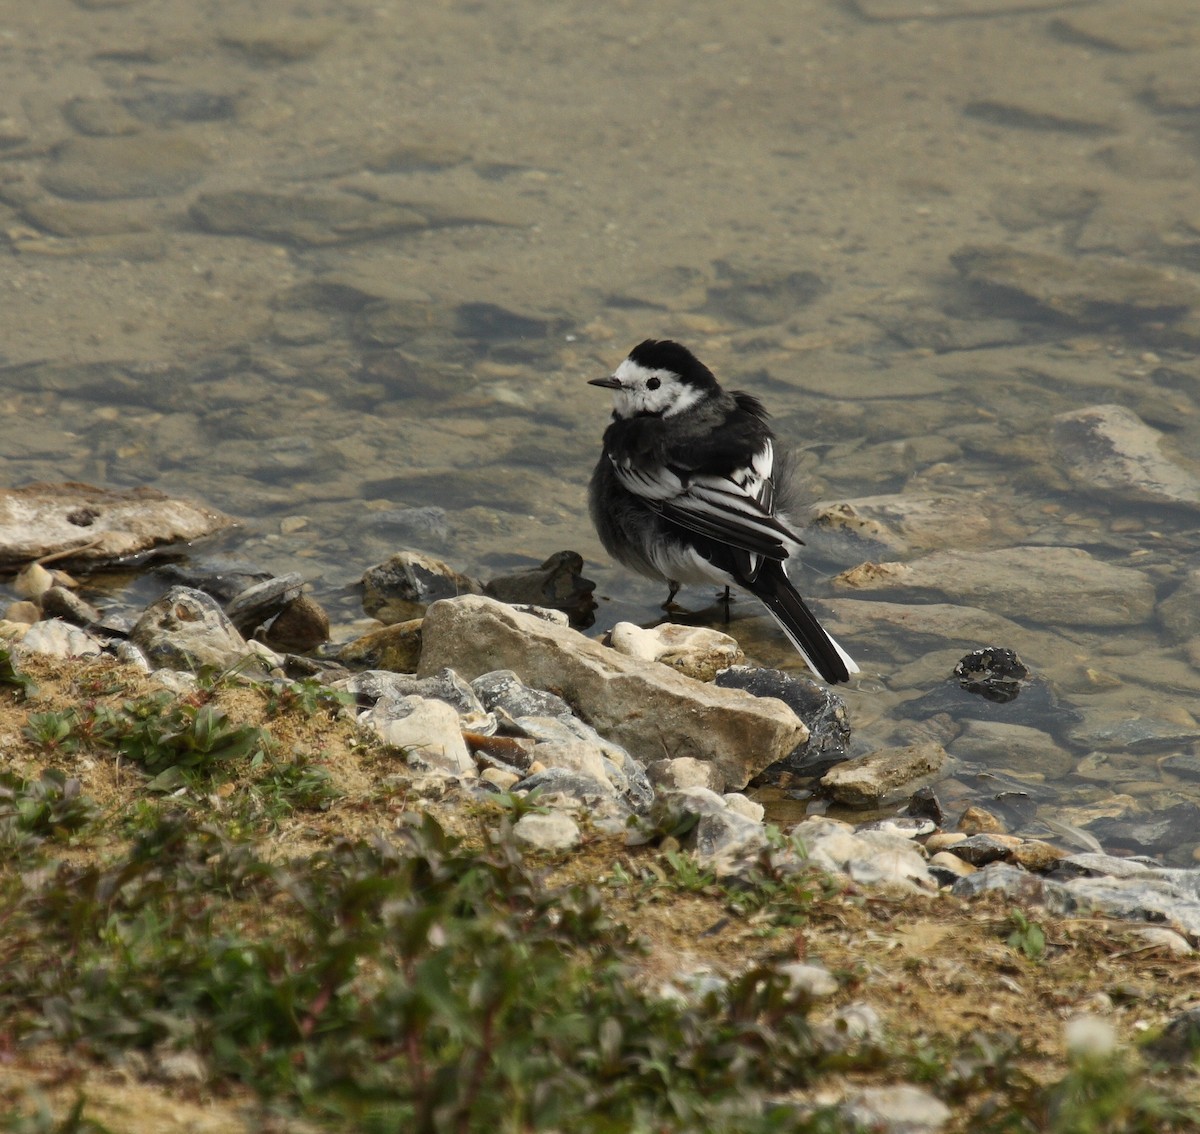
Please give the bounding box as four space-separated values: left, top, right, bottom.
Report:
2 0 1200 858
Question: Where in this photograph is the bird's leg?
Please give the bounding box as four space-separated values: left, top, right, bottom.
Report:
721 586 732 623
662 579 682 611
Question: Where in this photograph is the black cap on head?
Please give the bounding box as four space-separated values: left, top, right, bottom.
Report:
627 339 719 390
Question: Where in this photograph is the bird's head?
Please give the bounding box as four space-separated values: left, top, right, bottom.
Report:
588 339 718 419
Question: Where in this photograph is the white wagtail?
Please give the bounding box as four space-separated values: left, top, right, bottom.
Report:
588 339 859 684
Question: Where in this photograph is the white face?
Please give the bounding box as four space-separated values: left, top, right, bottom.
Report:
609 359 705 418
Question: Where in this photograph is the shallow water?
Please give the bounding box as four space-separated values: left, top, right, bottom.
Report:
2 0 1200 858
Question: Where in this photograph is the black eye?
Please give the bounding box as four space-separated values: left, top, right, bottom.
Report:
646 376 661 391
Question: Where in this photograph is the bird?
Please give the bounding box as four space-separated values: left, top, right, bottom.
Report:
587 338 858 684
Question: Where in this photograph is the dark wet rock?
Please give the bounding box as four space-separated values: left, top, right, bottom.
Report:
62 97 142 137
0 483 233 569
39 586 102 627
190 190 426 247
1052 404 1200 511
129 586 265 674
153 560 273 605
907 786 945 825
963 99 1115 136
121 88 238 126
949 833 1018 866
1162 753 1200 781
903 668 1077 736
836 545 1156 627
871 305 1024 352
951 244 1200 326
471 669 574 721
365 506 451 545
483 551 596 627
337 619 422 673
219 19 340 62
715 665 851 777
1067 707 1200 753
954 647 1028 703
41 134 209 200
1144 1007 1200 1063
1050 7 1200 53
989 182 1099 233
261 595 329 653
1086 804 1200 857
1159 568 1200 642
455 301 565 345
225 574 304 636
703 261 825 325
361 551 484 625
821 742 949 808
418 596 807 789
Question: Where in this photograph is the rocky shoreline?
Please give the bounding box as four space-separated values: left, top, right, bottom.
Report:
7 534 1200 953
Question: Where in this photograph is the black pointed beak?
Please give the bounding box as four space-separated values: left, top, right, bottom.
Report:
588 375 622 389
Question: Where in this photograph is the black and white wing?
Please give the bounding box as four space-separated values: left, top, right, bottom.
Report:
610 436 799 562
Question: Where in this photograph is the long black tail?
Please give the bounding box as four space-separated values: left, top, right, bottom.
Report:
748 562 858 684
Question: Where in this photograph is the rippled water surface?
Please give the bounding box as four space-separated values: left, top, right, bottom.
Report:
3 0 1200 857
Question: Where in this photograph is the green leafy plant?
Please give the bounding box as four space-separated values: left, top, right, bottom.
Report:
21 711 79 755
1006 909 1046 962
0 769 99 841
263 678 355 719
0 646 37 700
86 693 270 774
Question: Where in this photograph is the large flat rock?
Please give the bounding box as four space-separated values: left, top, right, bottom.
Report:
417 595 808 789
835 545 1156 627
0 482 233 568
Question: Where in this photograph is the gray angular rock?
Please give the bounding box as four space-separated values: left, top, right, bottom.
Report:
471 669 574 720
1159 568 1200 642
341 668 492 731
822 742 949 808
417 596 808 789
362 551 483 625
364 695 475 777
715 665 850 777
17 618 104 659
130 586 264 674
511 811 581 851
790 816 936 891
